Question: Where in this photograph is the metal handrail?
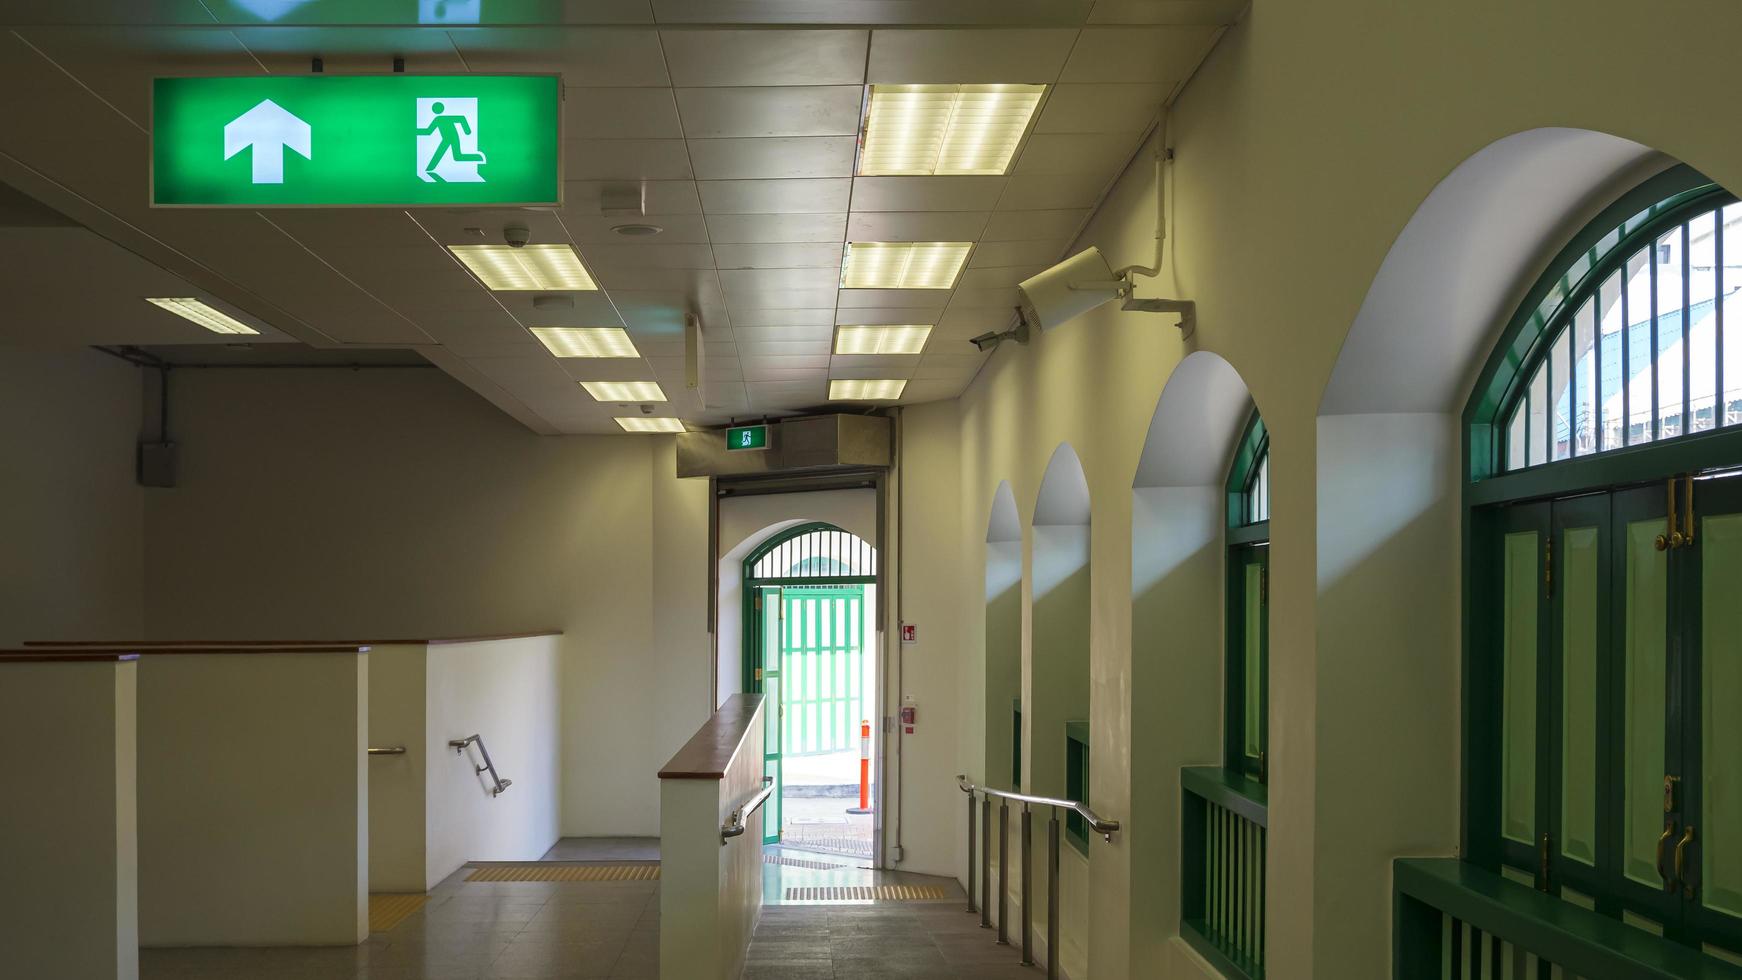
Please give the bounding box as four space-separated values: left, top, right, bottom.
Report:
957 775 1120 839
720 776 775 844
448 734 513 797
367 746 406 756
959 774 1122 980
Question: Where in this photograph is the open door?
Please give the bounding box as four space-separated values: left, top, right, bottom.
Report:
752 585 784 844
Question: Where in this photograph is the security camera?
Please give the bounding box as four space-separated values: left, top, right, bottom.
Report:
968 316 1030 353
1017 245 1196 335
504 225 530 248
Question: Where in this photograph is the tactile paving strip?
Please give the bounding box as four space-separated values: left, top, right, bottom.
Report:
464 863 661 882
764 853 846 870
784 885 950 902
368 893 428 932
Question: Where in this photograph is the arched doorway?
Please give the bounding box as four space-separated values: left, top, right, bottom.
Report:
741 522 879 853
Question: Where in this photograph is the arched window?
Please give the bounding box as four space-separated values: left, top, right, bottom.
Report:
1226 411 1269 780
1464 166 1742 958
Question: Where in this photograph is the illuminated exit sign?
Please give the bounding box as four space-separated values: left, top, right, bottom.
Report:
151 75 560 207
726 424 770 451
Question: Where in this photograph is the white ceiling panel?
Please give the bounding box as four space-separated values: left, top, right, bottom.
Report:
589 267 717 291
845 211 991 242
1013 133 1138 176
849 177 1006 213
725 286 839 311
1087 0 1245 23
652 1 1094 24
719 267 839 293
566 87 685 139
563 213 713 244
949 287 1021 309
687 137 857 180
743 357 829 378
1034 83 1166 133
712 243 844 269
561 180 702 216
229 27 466 73
447 27 671 84
564 139 694 180
980 208 1091 241
866 28 1077 83
737 340 832 357
829 358 921 378
698 179 853 214
410 209 572 247
554 357 667 382
957 265 1047 289
936 307 1016 336
998 173 1108 210
493 292 625 324
967 239 1070 268
260 210 435 250
674 86 863 138
582 242 716 269
659 29 869 86
729 309 837 328
15 27 259 126
834 293 947 313
914 355 989 378
705 212 848 244
901 378 972 402
732 324 835 343
1059 25 1219 85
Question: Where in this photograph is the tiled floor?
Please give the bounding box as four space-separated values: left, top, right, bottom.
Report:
141 864 658 979
539 837 660 863
746 903 1044 979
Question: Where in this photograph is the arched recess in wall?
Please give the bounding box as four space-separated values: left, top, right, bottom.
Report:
1127 352 1264 964
985 481 1023 791
1030 444 1092 841
1309 128 1676 975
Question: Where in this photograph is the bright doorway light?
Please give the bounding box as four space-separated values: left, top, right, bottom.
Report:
448 244 598 290
859 84 1046 176
582 380 666 402
145 297 260 335
530 327 640 358
840 242 971 290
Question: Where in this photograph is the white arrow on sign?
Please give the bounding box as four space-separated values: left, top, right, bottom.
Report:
223 99 311 185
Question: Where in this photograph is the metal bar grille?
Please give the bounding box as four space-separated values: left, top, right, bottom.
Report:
751 528 877 580
781 587 865 757
1185 790 1265 977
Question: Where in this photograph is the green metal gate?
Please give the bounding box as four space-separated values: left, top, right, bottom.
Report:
781 587 866 757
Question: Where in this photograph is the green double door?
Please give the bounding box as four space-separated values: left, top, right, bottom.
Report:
1493 475 1742 951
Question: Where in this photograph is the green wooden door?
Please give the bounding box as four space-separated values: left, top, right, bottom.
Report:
1228 544 1269 780
753 585 784 845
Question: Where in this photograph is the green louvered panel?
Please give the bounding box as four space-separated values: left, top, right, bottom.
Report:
1198 798 1265 972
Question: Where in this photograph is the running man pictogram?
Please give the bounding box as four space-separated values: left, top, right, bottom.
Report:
415 97 486 183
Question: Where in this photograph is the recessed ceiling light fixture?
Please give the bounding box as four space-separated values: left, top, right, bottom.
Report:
448 244 598 291
530 327 640 358
829 379 907 401
145 297 260 335
840 242 971 290
615 417 686 433
611 223 664 237
859 83 1047 176
582 380 666 402
834 324 933 355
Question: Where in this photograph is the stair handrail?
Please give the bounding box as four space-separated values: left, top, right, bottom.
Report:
957 775 1120 839
448 734 513 797
720 776 776 844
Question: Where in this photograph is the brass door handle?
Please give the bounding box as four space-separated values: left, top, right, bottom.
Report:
1658 821 1678 886
1676 825 1697 896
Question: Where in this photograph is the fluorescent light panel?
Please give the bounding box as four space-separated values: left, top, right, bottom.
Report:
834 324 932 355
448 244 598 291
582 380 666 402
830 379 908 401
840 242 971 290
615 417 686 433
145 297 259 335
859 84 1047 176
530 327 640 358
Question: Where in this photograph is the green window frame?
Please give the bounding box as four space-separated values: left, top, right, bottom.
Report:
1065 720 1090 855
1463 166 1742 958
1227 411 1270 782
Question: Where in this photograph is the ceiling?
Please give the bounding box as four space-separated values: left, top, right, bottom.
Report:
0 0 1238 433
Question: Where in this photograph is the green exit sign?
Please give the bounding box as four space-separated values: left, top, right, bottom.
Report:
727 425 769 451
152 75 560 207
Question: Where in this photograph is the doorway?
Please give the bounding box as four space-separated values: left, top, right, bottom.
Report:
742 523 879 860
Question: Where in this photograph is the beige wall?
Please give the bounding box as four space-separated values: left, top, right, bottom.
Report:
367 644 427 893
0 660 138 980
140 369 714 838
0 348 142 647
138 652 366 946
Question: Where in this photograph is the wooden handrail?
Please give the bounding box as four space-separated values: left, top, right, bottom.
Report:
24 630 562 648
0 650 139 663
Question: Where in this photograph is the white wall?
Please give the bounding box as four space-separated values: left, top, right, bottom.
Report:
141 369 711 838
138 652 366 947
0 659 138 980
424 635 562 888
0 348 142 646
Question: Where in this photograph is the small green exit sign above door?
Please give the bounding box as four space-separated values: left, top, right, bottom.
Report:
727 425 769 451
152 75 560 207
